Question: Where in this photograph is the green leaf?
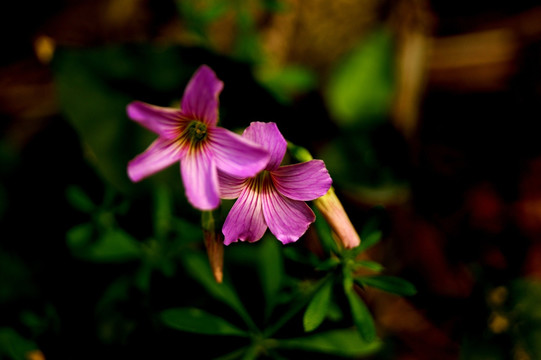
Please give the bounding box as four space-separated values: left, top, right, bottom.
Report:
326 28 395 127
66 223 94 249
256 66 317 104
355 260 384 273
161 308 248 336
313 208 339 254
181 251 257 331
153 185 173 240
287 142 313 163
264 275 332 338
344 283 376 342
241 344 259 360
277 328 381 357
356 276 417 296
256 236 284 318
303 278 334 332
66 185 96 213
315 257 341 271
86 229 142 262
352 230 382 256
0 327 38 360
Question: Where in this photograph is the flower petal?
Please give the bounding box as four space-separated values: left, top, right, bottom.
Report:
127 137 185 182
243 122 286 171
222 181 267 245
181 147 220 210
181 65 223 126
210 127 270 178
271 160 332 201
218 170 246 200
127 101 181 139
261 183 315 245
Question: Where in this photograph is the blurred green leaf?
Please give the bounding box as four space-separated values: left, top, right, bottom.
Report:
176 0 228 40
303 278 334 332
344 283 376 342
52 45 195 192
511 279 541 359
174 217 204 246
355 260 384 273
352 230 382 256
20 311 47 336
256 66 317 104
232 7 262 63
287 142 313 163
326 301 344 322
66 185 95 213
96 276 130 311
356 276 416 296
256 236 284 318
66 222 94 249
326 28 395 127
313 208 339 255
153 185 173 240
53 48 135 191
0 251 36 304
161 307 248 336
260 0 287 12
86 229 142 262
315 257 341 272
181 251 256 331
277 328 381 357
0 328 37 360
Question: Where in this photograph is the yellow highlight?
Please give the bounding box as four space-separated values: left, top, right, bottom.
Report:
488 312 509 334
26 350 46 360
34 36 55 64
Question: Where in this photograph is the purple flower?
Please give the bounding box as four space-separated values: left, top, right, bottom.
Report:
127 65 269 210
220 122 332 245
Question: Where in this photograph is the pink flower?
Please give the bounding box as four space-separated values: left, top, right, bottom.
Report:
127 65 269 210
220 122 332 245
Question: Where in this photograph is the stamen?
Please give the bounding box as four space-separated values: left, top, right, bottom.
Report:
181 120 208 147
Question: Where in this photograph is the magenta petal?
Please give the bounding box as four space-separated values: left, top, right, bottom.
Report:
210 127 270 178
180 148 220 210
222 185 267 245
243 122 286 171
181 65 223 126
218 171 246 200
128 138 185 182
127 101 181 139
261 185 315 245
272 160 332 201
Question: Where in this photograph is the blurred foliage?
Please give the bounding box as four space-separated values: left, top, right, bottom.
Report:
326 28 395 128
158 217 398 359
52 45 197 194
0 328 38 360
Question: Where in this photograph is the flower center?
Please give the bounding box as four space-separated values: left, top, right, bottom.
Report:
248 170 272 193
186 120 208 143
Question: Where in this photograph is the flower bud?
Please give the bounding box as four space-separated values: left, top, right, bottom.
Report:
202 211 224 283
314 187 361 249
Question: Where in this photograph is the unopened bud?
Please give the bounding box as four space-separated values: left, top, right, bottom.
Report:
314 187 361 249
202 211 224 283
